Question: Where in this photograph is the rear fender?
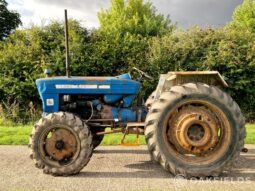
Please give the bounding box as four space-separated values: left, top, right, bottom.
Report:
155 71 228 99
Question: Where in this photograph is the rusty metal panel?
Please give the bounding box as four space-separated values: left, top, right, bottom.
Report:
160 71 228 92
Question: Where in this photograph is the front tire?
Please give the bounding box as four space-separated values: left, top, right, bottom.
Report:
90 127 105 149
145 83 246 178
29 112 93 176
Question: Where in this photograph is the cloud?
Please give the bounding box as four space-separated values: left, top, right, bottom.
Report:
6 0 243 29
33 0 109 12
7 0 110 28
153 0 243 28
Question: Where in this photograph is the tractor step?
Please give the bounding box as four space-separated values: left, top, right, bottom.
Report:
121 122 145 146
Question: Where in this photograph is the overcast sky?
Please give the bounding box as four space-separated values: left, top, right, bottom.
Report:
6 0 243 29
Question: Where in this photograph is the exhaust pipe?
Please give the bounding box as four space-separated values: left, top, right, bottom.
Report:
64 9 70 78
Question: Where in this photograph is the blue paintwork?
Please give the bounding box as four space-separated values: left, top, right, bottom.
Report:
122 95 136 108
111 107 137 122
104 95 123 104
117 73 131 80
36 73 142 122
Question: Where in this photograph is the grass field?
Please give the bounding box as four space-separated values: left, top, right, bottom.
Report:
0 124 254 145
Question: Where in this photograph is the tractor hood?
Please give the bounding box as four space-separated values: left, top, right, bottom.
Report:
36 73 141 112
36 74 140 96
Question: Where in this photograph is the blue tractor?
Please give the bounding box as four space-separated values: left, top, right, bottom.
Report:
29 11 246 178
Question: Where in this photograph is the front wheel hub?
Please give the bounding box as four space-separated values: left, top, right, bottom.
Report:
169 107 219 155
45 128 77 161
55 140 65 150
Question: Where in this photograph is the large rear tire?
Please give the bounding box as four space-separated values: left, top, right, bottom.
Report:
145 91 156 108
145 83 246 178
29 112 93 176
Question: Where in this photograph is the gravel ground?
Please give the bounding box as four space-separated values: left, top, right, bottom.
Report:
0 145 254 191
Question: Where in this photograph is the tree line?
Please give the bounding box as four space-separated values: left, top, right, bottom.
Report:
0 0 254 123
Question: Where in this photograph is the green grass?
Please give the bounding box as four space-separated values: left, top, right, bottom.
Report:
101 131 146 146
244 124 255 144
0 124 254 145
0 125 32 145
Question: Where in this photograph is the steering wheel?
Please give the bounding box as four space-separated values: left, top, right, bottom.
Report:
132 67 154 80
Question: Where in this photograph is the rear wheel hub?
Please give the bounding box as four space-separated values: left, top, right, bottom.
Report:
168 107 219 155
187 124 205 142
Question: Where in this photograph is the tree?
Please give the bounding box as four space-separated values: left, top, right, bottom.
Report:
87 31 149 76
231 0 255 32
90 0 174 78
0 0 21 40
98 0 174 37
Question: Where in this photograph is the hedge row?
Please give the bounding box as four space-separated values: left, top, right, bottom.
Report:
0 22 254 123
